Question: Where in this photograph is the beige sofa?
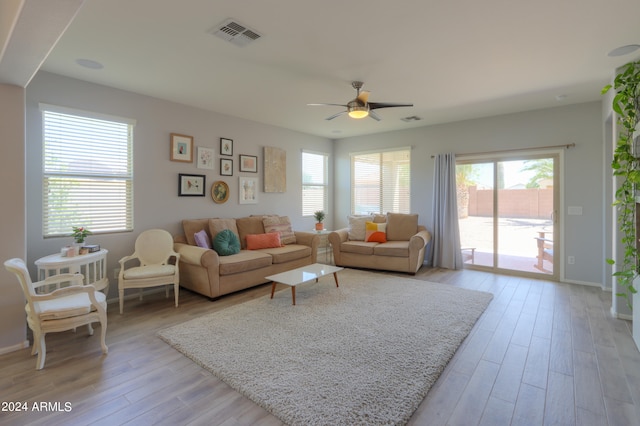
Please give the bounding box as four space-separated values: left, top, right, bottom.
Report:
174 216 319 299
329 213 431 274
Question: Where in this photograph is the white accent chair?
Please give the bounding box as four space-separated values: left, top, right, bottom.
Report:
118 229 180 314
4 258 108 370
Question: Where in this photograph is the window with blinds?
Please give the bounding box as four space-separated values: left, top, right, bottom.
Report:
351 148 410 214
301 151 328 216
42 105 135 237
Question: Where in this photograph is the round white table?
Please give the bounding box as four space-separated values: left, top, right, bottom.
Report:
35 249 109 294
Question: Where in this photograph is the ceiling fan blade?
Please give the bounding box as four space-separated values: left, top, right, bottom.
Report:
368 110 381 121
368 102 413 110
357 90 370 104
308 103 348 107
325 111 348 121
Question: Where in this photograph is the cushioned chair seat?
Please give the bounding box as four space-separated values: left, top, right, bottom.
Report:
258 244 312 264
123 265 176 279
340 241 378 255
218 250 272 275
373 241 410 257
29 292 108 320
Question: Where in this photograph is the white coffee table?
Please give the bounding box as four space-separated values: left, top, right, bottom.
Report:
267 263 343 305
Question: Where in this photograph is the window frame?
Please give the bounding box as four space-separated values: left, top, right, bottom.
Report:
350 147 411 215
301 150 329 217
41 104 135 238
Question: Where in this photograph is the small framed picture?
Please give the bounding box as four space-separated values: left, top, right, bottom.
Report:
220 138 233 156
220 158 233 176
239 176 258 204
239 154 258 173
211 180 230 204
196 147 215 170
170 133 193 162
178 173 206 196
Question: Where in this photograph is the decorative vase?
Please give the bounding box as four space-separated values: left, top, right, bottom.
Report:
315 223 324 231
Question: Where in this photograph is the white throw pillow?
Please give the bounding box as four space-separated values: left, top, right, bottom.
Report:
348 215 373 241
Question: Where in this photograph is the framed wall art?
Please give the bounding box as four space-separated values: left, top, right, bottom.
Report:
220 138 233 156
196 147 215 170
264 146 286 192
239 176 258 204
170 133 193 162
239 154 258 173
220 158 233 176
178 173 206 196
211 180 230 204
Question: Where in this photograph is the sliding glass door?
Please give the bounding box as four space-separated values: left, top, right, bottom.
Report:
456 154 558 278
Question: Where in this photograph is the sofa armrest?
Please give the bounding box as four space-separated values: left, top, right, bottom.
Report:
173 242 219 268
294 231 319 248
410 227 432 251
328 228 349 246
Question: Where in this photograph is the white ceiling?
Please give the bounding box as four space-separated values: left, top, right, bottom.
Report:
3 0 640 139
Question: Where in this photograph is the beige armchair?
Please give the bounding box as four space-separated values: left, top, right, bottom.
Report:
4 258 108 370
118 229 180 314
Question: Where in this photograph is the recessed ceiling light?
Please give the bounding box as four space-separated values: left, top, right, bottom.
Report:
76 58 104 69
607 44 640 57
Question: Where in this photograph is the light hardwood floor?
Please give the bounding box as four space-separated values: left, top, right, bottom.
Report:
1 267 639 425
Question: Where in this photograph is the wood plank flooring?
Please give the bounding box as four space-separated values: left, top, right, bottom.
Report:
1 267 639 425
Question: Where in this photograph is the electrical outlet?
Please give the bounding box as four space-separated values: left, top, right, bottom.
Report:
568 256 575 265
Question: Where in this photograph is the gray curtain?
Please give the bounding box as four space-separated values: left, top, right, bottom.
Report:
430 153 463 269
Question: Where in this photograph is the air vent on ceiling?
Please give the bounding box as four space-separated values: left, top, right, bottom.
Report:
210 19 262 47
401 115 422 122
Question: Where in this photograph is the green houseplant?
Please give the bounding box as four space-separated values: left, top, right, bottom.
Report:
603 59 640 310
71 226 91 244
313 210 325 231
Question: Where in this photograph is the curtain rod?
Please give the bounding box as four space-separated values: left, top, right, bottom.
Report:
430 143 575 158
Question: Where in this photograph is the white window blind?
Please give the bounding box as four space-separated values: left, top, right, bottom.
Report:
302 151 328 216
42 106 134 237
351 148 410 214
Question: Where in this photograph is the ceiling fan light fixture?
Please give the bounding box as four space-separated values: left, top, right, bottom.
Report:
348 107 369 119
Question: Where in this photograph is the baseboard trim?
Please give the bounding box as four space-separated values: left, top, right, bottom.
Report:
0 339 29 355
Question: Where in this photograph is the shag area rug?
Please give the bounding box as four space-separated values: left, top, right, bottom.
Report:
158 269 493 426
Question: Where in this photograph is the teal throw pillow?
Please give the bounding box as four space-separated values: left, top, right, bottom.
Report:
213 229 241 256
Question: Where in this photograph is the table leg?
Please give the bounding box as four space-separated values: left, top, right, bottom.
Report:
270 281 276 299
291 286 296 305
333 272 339 287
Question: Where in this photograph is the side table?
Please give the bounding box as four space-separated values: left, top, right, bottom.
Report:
314 230 333 264
35 249 109 294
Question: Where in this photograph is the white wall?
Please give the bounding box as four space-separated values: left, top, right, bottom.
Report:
25 72 333 300
333 102 604 285
0 84 28 353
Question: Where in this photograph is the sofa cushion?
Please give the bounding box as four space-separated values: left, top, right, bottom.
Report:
262 216 297 244
258 244 312 264
208 218 239 241
365 221 387 243
373 214 387 223
213 229 241 256
386 213 418 241
373 241 411 257
246 232 282 250
348 215 373 241
340 240 378 255
236 217 267 249
218 250 272 275
194 229 211 249
182 218 211 246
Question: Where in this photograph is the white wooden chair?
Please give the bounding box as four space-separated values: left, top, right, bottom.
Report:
118 229 180 314
4 258 108 370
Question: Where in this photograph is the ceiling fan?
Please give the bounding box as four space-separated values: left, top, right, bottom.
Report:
308 81 413 121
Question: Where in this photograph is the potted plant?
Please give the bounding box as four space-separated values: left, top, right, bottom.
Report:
313 210 325 231
603 59 640 323
71 226 91 244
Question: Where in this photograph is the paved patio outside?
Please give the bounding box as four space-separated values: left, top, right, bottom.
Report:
458 215 554 275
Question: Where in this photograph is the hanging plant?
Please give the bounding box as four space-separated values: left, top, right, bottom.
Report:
603 59 640 310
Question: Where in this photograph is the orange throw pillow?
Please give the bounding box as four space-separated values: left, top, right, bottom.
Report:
365 221 387 243
246 232 283 250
